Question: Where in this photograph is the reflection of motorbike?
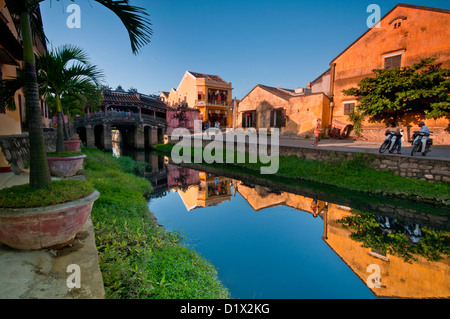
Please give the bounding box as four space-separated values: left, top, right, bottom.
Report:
410 131 433 156
379 130 403 154
375 215 395 233
404 222 422 244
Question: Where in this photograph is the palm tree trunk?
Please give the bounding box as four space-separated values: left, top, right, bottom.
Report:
55 94 65 152
61 108 70 140
20 11 52 188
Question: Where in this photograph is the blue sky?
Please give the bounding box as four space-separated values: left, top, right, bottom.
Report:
40 0 450 99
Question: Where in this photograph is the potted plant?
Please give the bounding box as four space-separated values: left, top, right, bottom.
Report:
0 180 99 250
64 134 82 152
0 0 152 251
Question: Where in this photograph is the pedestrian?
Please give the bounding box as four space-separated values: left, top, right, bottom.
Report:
312 118 323 147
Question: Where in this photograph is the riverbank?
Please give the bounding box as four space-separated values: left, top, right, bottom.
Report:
82 148 229 299
153 143 450 209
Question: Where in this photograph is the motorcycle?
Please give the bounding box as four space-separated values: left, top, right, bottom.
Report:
379 130 403 154
410 131 433 156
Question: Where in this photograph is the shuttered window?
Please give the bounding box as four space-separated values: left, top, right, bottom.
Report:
270 108 286 128
384 55 402 69
344 103 355 115
242 111 256 128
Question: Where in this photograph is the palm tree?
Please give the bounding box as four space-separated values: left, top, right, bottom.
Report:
1 45 103 152
3 0 152 188
37 45 104 152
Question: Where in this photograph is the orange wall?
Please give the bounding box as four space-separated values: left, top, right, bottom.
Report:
331 6 450 134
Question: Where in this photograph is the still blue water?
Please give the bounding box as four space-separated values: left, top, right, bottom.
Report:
148 182 375 299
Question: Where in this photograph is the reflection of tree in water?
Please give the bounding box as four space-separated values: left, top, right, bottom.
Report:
338 210 450 263
173 167 197 192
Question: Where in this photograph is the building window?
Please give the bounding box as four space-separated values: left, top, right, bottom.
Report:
384 54 402 69
394 21 401 29
270 108 286 128
344 103 355 115
242 111 256 128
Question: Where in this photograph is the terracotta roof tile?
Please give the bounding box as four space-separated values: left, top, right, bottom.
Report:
188 71 228 84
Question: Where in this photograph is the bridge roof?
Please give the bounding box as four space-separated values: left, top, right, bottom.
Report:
103 90 167 112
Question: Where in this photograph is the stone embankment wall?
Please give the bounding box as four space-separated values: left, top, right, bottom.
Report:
279 146 450 183
0 132 56 174
169 136 450 183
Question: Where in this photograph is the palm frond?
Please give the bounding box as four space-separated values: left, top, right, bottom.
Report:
6 0 48 49
92 0 153 54
0 71 26 111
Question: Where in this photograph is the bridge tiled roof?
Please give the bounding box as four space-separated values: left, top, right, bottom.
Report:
102 90 167 111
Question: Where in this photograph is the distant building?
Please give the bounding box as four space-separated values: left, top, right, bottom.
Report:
162 71 233 127
329 3 450 143
234 70 331 137
0 1 50 172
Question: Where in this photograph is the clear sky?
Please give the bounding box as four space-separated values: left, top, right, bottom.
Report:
40 0 450 99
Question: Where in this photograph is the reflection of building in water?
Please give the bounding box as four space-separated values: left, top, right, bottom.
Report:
234 179 449 298
234 181 326 217
167 164 199 189
176 172 232 211
323 204 450 299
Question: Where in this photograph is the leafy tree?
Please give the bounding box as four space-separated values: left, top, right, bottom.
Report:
2 0 152 188
342 58 450 123
337 210 450 263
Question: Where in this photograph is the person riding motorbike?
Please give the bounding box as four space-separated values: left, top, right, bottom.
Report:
411 121 430 153
384 122 402 154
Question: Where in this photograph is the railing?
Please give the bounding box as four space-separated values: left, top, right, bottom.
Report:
195 100 232 107
74 111 166 126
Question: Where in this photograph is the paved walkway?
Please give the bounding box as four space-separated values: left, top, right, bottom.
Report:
190 131 450 161
278 136 450 161
0 172 105 299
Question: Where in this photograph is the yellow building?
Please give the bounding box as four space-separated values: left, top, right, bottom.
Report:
0 2 50 172
234 70 331 137
329 3 450 143
177 172 232 211
163 71 233 127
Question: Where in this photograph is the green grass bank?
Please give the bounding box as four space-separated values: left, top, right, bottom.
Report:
153 143 450 209
82 148 229 299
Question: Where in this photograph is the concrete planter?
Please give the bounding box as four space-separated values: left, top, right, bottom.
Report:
47 154 86 177
0 190 100 250
64 139 81 152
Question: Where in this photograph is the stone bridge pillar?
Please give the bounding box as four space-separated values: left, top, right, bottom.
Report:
150 127 159 146
103 124 113 152
134 124 145 150
86 125 95 148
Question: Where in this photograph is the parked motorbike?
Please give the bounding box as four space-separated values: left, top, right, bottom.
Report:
379 130 403 154
410 131 433 156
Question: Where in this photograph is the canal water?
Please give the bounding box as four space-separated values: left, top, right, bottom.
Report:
115 145 450 299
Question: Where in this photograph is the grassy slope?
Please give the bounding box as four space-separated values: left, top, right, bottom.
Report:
82 148 229 299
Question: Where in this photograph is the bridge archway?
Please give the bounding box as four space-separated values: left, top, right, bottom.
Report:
94 124 105 150
77 126 87 147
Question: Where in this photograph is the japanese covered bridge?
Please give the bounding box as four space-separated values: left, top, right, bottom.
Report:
74 88 167 151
